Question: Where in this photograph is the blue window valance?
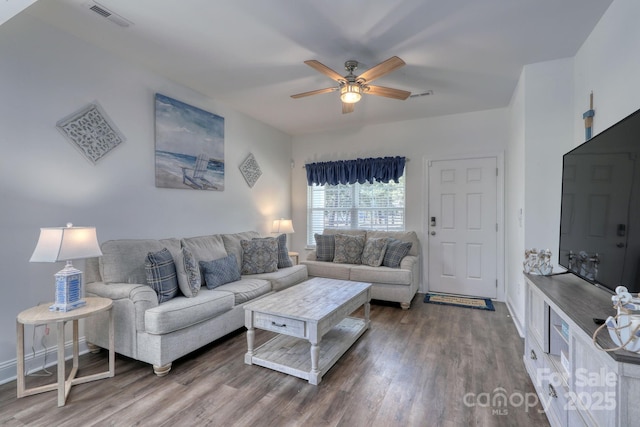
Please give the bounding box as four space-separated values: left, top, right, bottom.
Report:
305 156 406 186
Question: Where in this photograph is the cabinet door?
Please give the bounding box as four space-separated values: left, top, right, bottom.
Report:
571 333 616 426
527 282 548 351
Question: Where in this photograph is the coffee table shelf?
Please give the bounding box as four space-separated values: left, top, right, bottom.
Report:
249 316 367 383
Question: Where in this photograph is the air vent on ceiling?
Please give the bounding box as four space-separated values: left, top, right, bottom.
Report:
409 90 434 99
86 1 133 28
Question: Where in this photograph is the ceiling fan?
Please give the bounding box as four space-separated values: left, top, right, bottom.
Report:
291 56 411 114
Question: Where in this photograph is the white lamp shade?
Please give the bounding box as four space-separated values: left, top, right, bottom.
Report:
30 226 102 262
272 219 294 234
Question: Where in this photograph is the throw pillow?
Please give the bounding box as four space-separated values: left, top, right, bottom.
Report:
333 233 365 264
199 254 241 289
241 238 278 274
383 239 413 268
175 246 201 297
274 234 293 268
144 248 179 303
314 233 335 261
361 237 389 267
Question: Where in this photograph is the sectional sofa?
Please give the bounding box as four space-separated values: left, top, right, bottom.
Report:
301 229 420 309
83 231 307 376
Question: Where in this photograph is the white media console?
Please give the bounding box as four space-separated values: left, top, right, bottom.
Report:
524 273 640 426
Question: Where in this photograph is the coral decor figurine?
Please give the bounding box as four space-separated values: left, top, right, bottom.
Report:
523 248 553 275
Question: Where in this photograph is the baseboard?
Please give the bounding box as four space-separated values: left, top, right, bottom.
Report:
0 338 89 386
506 297 524 338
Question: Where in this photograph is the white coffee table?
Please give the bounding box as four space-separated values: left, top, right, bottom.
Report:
244 277 371 385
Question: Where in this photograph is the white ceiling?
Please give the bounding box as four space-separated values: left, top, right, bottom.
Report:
23 0 613 136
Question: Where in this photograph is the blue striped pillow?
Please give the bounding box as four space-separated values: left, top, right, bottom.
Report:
382 239 412 268
145 248 179 303
314 233 335 261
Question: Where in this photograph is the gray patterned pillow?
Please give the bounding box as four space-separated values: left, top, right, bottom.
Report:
361 237 389 267
241 238 278 274
199 254 241 289
383 239 413 268
314 233 335 261
333 233 365 264
179 246 201 297
275 234 293 268
145 248 179 303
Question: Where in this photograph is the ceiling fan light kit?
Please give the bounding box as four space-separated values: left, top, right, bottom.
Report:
292 56 411 113
340 84 361 103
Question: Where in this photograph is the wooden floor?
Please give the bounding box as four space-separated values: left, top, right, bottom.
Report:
0 295 550 427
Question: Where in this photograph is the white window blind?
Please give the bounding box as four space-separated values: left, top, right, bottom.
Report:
306 175 405 246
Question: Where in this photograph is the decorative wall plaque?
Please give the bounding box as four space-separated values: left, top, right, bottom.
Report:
239 153 262 188
56 102 125 164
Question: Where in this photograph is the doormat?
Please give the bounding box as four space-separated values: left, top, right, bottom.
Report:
424 293 495 311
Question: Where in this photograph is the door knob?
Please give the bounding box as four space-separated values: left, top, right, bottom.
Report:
431 231 436 236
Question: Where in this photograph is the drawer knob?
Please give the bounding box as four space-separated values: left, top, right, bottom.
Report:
530 349 537 360
548 384 557 399
271 321 287 328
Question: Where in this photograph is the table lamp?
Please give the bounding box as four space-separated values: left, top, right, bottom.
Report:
30 223 102 312
272 219 294 235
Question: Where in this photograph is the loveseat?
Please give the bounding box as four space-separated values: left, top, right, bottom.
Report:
301 229 420 309
83 231 307 376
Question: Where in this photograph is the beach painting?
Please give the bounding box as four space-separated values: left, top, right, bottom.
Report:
154 93 224 190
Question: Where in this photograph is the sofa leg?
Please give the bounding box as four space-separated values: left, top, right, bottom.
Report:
400 302 411 310
153 363 172 377
87 342 101 354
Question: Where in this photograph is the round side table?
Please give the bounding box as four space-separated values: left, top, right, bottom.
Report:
16 296 115 407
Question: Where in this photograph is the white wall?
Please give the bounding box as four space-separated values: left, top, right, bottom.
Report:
290 108 510 295
573 0 640 140
0 13 293 383
505 69 526 331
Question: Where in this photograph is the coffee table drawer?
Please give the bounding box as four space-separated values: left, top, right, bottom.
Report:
253 313 306 338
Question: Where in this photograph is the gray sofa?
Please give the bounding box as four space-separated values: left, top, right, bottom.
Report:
83 231 307 376
301 229 420 309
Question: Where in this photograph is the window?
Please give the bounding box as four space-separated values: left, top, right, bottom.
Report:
306 175 405 246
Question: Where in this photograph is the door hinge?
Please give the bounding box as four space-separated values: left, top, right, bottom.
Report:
496 167 498 176
496 223 498 232
496 279 498 288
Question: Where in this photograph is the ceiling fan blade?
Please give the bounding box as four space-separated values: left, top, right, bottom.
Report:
366 85 411 100
291 87 338 99
342 102 355 114
304 60 345 82
357 56 405 84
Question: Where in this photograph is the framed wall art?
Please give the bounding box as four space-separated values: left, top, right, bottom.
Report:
154 93 225 191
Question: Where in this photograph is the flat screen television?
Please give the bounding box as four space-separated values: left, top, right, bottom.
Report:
559 107 640 294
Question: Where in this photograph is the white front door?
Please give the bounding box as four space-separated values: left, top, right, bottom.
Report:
428 157 498 298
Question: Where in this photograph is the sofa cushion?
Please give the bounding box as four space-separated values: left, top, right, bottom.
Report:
241 238 278 274
350 264 412 285
361 237 389 267
275 234 293 268
175 246 201 297
215 278 272 304
366 230 419 257
333 233 365 264
200 254 241 289
245 264 308 292
145 248 180 303
314 233 335 261
99 238 181 284
144 289 235 335
181 235 228 283
382 239 413 268
222 231 261 270
302 260 351 280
